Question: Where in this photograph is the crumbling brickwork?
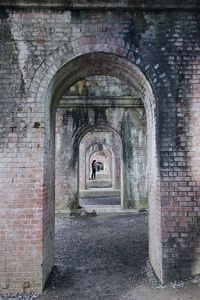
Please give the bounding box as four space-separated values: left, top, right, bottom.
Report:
0 0 200 292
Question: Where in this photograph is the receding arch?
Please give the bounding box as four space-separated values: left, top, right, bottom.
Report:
87 146 113 187
29 45 160 286
74 123 123 149
78 127 122 205
86 144 114 185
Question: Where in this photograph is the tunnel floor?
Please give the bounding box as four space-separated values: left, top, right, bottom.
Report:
80 196 121 206
2 213 200 300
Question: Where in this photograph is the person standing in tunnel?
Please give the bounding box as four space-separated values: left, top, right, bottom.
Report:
91 160 97 180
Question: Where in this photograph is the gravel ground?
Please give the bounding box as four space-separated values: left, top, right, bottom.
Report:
1 212 200 300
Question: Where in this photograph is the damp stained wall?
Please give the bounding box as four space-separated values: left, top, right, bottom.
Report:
55 76 147 210
1 3 200 290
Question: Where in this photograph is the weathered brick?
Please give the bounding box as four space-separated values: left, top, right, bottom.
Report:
0 2 200 292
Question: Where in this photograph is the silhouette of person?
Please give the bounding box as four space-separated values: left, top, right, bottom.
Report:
91 160 96 179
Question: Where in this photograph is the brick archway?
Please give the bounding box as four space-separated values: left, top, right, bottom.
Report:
76 124 122 197
79 129 122 205
1 5 200 293
27 42 161 289
0 4 200 292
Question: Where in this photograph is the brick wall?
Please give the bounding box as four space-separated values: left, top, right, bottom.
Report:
0 4 199 291
55 77 147 211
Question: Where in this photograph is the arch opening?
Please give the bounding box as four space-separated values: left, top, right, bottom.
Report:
36 51 160 287
78 127 122 208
